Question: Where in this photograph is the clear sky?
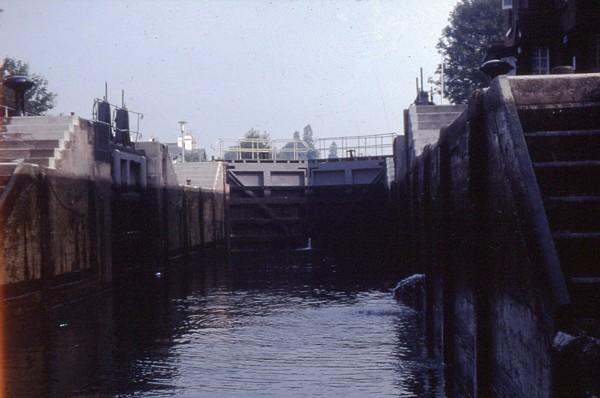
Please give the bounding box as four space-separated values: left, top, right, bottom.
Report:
1 0 458 153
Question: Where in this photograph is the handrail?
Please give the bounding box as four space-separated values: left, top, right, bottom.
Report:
315 133 396 158
1 104 18 118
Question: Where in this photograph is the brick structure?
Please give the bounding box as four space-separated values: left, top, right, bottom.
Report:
492 0 600 75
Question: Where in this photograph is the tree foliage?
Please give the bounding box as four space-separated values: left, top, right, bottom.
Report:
434 0 504 104
328 141 338 159
2 57 57 115
302 124 319 159
224 128 271 160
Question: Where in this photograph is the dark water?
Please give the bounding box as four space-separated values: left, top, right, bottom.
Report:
2 254 444 397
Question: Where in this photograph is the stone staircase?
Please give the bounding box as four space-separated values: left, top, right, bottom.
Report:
0 116 77 197
519 102 600 317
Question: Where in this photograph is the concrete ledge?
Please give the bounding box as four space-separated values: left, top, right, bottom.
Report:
508 73 600 106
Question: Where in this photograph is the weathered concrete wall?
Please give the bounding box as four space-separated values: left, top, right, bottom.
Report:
404 104 466 161
173 161 223 189
0 118 112 310
0 164 112 311
396 79 569 397
136 141 179 187
116 143 227 267
0 120 228 311
170 160 227 248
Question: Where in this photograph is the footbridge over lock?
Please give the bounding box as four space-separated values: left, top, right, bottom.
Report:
214 133 397 254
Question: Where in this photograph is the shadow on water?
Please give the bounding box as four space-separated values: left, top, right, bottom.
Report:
2 251 445 397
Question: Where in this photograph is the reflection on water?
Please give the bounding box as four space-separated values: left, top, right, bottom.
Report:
2 253 445 397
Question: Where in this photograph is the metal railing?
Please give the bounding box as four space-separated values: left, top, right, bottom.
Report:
92 98 144 144
215 138 309 161
214 133 397 161
1 104 18 118
314 133 396 159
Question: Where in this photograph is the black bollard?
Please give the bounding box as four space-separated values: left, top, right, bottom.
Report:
480 59 514 80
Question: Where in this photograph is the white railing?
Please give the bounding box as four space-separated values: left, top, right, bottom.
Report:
216 138 309 161
314 133 396 159
215 133 397 161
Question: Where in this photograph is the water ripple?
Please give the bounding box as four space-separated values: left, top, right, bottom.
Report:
2 260 445 397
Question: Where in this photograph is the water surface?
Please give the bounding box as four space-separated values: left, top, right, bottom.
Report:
3 254 444 397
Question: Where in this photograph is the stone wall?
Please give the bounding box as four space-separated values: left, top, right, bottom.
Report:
113 142 227 268
403 104 466 162
0 120 228 311
0 164 112 311
396 78 569 397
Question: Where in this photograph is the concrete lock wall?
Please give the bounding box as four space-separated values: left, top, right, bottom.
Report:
395 81 565 397
0 167 113 307
0 119 227 312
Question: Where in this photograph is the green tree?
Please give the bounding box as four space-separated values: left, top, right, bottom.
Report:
434 0 504 104
2 57 57 115
302 124 319 159
328 141 338 159
224 128 271 160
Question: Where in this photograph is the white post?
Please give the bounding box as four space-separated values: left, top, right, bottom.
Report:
178 121 187 163
441 57 445 105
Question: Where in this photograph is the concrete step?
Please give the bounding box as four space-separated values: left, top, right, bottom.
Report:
518 103 600 133
6 124 74 133
416 112 464 122
0 158 50 167
534 161 600 196
525 129 600 162
2 129 71 141
7 116 76 126
0 139 61 149
0 130 70 140
0 148 55 159
545 195 600 233
553 232 600 277
523 103 600 316
417 119 463 130
414 104 467 114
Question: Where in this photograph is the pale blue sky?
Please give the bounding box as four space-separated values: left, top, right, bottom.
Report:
1 0 458 152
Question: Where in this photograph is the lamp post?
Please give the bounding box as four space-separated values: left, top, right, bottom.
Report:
4 75 35 116
178 120 187 163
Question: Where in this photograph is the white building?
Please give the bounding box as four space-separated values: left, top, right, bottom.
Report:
177 133 198 151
